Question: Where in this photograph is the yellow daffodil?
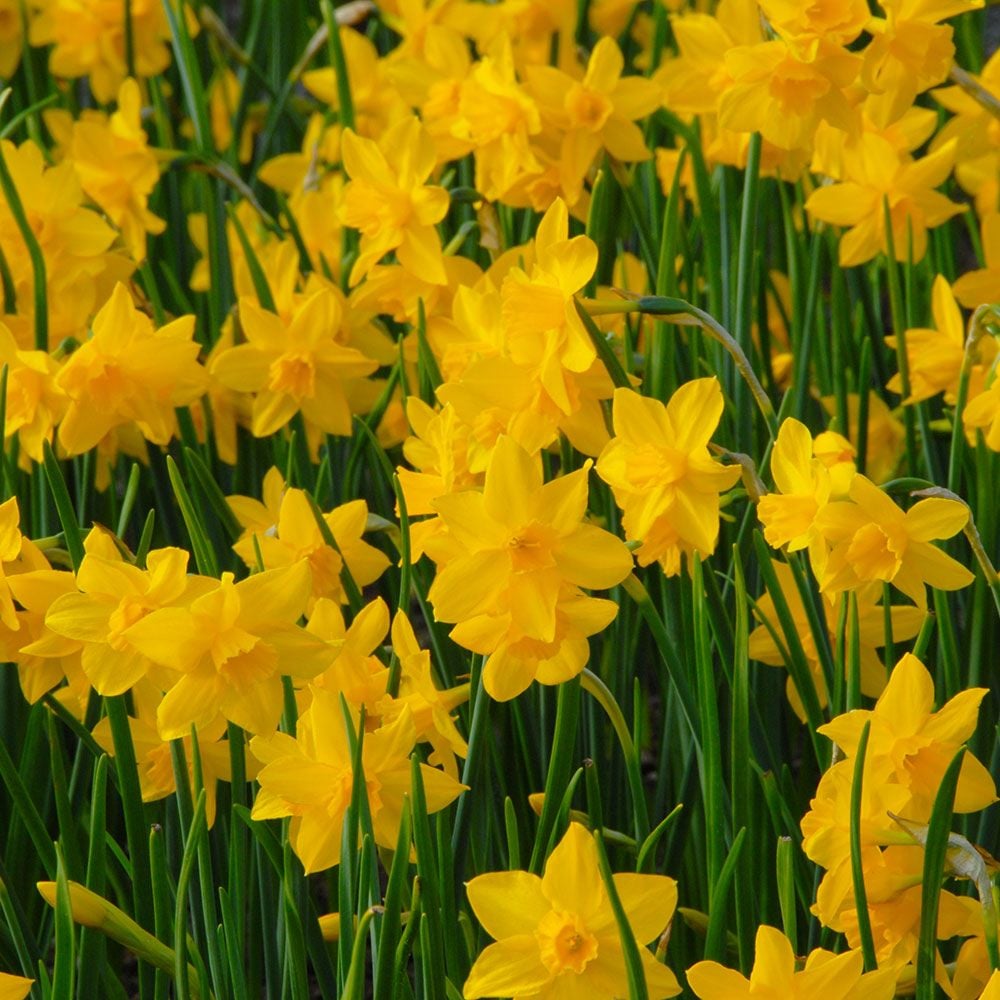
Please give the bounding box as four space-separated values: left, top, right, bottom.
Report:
251 690 465 873
55 283 206 456
340 116 450 287
596 381 740 576
814 474 974 609
44 531 200 697
932 48 1000 215
687 925 895 999
464 821 680 999
29 0 176 101
0 138 124 345
428 436 631 692
0 322 67 464
121 562 332 738
302 27 409 141
718 38 861 152
862 0 983 128
210 287 378 438
820 652 996 815
64 78 165 262
758 417 853 555
803 653 995 962
887 275 996 405
92 679 235 827
525 36 661 188
228 473 389 606
451 34 543 202
806 135 964 266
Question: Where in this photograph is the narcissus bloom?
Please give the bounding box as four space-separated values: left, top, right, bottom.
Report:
499 198 600 414
0 323 67 464
121 562 332 738
340 116 450 287
718 39 860 152
428 436 632 698
56 283 207 456
210 287 378 438
803 653 996 961
29 0 180 102
251 690 465 873
886 276 995 404
862 0 983 127
230 484 390 608
806 135 964 266
451 35 543 202
596 381 740 576
0 138 123 344
814 475 974 608
92 679 234 827
44 532 199 696
819 653 996 817
464 821 680 999
757 417 853 555
687 925 895 999
63 78 166 262
525 36 661 182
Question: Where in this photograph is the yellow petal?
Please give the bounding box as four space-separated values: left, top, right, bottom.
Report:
466 871 548 940
463 937 550 1000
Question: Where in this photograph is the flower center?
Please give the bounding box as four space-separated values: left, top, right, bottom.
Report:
269 353 315 399
566 85 613 131
506 522 555 572
108 596 149 650
536 910 599 975
846 522 905 582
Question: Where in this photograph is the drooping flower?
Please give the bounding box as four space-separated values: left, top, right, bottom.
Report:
464 821 680 999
